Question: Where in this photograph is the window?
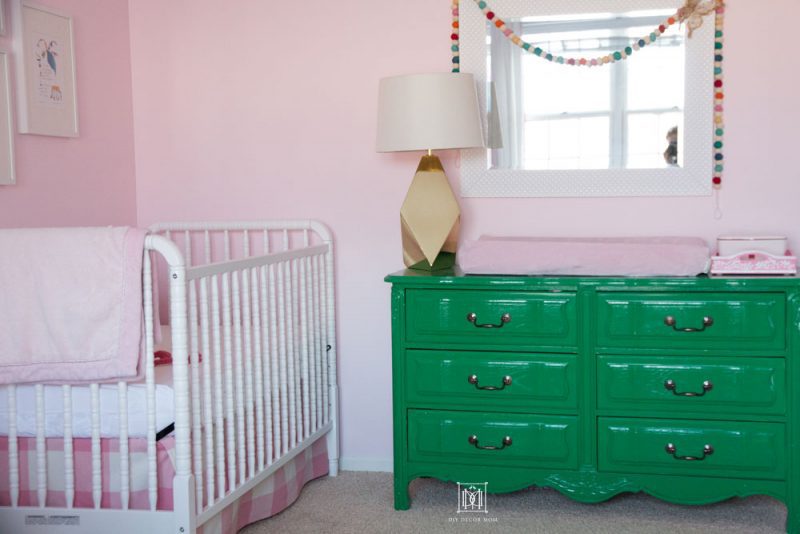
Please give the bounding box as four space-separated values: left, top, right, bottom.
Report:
488 12 684 170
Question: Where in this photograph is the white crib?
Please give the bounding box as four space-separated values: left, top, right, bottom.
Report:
0 220 339 534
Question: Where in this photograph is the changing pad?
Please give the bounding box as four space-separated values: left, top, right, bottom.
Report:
458 236 711 277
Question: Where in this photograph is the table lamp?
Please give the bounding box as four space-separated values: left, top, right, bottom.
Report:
376 72 484 271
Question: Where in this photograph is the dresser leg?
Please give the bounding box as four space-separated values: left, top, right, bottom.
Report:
789 506 800 534
394 476 410 510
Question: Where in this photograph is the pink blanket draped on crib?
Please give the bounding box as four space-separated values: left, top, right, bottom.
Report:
0 227 148 385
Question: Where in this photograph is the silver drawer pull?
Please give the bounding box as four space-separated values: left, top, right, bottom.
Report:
664 315 714 332
664 379 713 397
665 443 714 461
466 312 511 328
468 435 512 450
468 374 512 391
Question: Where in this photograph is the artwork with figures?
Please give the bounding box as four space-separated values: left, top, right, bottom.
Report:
33 36 63 106
13 1 79 137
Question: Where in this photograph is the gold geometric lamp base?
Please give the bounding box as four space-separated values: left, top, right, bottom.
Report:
400 154 460 272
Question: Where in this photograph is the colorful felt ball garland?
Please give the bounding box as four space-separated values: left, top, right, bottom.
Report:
452 0 460 72
712 4 725 190
472 0 680 68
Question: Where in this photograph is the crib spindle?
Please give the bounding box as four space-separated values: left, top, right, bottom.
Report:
188 277 204 509
252 267 266 471
266 264 279 464
286 259 299 448
232 271 246 485
294 259 304 442
199 276 216 506
8 385 19 507
63 385 74 509
222 271 237 491
118 382 130 510
242 268 257 479
143 251 158 510
309 254 318 433
35 385 46 507
90 383 101 509
211 274 226 498
299 256 311 439
306 255 317 433
276 262 289 456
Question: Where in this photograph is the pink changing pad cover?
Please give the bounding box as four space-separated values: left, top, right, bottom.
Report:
458 236 710 277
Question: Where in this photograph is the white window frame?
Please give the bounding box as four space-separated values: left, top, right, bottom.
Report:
497 15 684 171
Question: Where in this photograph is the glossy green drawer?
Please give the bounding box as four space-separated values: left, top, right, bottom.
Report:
405 289 577 349
597 356 786 415
598 418 786 480
406 350 577 411
408 409 578 469
596 292 785 351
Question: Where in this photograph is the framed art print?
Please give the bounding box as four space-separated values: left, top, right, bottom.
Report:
0 52 15 184
13 1 78 137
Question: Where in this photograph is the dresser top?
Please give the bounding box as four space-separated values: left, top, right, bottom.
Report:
385 268 800 290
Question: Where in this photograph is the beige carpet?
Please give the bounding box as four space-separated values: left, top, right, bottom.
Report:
240 472 786 534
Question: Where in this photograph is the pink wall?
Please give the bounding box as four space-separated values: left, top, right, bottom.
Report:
0 0 137 228
129 1 800 469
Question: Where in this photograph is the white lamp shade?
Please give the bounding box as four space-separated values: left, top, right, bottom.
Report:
376 72 485 153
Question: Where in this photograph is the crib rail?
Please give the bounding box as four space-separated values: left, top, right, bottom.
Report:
150 220 339 526
0 221 339 534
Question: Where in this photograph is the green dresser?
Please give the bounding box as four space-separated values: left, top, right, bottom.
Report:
386 271 800 532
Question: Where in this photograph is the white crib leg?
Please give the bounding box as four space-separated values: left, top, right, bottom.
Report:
326 408 339 477
324 246 339 477
173 473 197 534
200 275 216 507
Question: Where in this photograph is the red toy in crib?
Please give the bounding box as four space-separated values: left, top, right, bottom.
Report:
154 350 203 366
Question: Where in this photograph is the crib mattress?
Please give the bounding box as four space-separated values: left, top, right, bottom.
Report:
0 364 175 439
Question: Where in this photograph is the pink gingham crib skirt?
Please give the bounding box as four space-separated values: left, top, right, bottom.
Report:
198 438 329 534
0 436 176 510
1 435 329 534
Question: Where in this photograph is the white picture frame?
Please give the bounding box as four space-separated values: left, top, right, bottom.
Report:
0 52 15 184
459 0 714 198
12 0 78 137
0 1 7 37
